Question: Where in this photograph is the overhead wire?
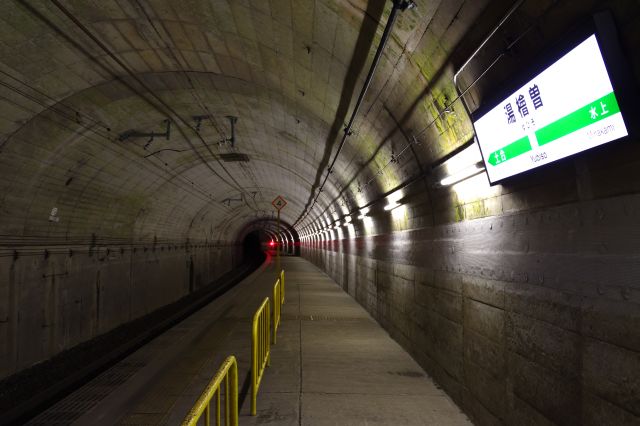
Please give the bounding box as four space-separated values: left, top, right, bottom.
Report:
0 73 112 142
0 89 228 210
292 0 413 228
43 0 257 211
130 0 261 211
299 20 537 230
0 4 241 215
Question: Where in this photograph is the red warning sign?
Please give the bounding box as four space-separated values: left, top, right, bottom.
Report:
271 195 287 211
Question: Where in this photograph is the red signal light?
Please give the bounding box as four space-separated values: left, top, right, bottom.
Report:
269 241 275 247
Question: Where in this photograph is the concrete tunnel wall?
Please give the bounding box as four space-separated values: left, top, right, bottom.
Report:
298 4 640 426
300 185 640 425
0 0 639 425
0 242 238 381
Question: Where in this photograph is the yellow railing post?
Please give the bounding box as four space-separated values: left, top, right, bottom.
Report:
251 297 271 416
181 356 238 426
273 279 281 344
280 270 285 304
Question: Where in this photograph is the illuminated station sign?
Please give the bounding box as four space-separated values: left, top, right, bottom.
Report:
474 33 629 184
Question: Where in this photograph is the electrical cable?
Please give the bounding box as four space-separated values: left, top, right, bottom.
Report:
299 21 537 229
6 0 270 244
130 0 262 211
43 0 257 211
292 0 413 228
0 100 225 211
0 72 231 210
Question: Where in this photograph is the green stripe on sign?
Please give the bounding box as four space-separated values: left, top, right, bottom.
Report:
535 91 621 146
487 136 532 166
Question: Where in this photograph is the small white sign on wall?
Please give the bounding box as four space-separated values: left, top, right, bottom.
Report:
49 207 60 222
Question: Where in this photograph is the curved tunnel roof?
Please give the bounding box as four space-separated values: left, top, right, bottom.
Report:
0 0 486 245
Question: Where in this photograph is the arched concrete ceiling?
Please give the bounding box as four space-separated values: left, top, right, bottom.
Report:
0 0 493 244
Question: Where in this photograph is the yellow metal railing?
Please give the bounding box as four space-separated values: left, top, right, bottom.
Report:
273 279 281 344
251 297 271 416
182 355 238 426
280 270 285 305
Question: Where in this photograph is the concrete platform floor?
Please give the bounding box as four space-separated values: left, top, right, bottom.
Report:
28 255 471 425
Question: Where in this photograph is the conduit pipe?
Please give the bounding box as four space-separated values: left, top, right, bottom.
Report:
301 0 532 234
295 0 415 227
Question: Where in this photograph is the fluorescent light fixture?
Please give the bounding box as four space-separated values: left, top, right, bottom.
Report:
440 162 485 186
383 190 403 211
357 207 369 219
436 143 485 187
384 202 400 211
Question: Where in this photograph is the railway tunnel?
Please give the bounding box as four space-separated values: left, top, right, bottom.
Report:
0 0 639 424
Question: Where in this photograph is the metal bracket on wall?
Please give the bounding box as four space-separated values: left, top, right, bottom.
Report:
42 271 69 279
393 0 416 10
221 194 244 206
118 119 171 149
219 116 238 147
193 115 210 132
193 115 238 147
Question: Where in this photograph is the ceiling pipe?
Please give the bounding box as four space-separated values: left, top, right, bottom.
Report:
302 0 529 228
304 0 533 232
295 0 415 227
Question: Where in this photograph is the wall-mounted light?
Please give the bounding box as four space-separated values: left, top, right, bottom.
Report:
357 207 370 220
438 142 486 187
384 190 403 211
440 162 485 186
384 202 400 211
